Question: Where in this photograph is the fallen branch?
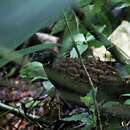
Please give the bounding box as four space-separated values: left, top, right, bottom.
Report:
0 101 51 126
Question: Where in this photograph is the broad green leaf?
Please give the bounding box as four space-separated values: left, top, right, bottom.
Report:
120 2 130 8
86 25 106 42
124 99 130 105
82 4 95 19
125 64 130 75
82 116 96 130
94 0 104 14
63 113 96 130
51 13 78 35
121 93 130 97
20 61 47 81
63 14 80 39
70 33 88 58
51 10 75 35
80 0 92 7
80 96 93 106
31 76 46 82
70 43 88 58
63 113 89 123
109 0 124 5
102 101 120 108
51 19 65 35
80 89 97 107
42 80 54 92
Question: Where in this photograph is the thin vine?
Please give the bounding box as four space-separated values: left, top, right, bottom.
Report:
63 12 103 130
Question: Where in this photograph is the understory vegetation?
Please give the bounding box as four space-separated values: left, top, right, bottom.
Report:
0 0 130 130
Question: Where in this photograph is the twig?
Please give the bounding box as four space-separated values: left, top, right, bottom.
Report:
0 101 51 126
63 12 103 130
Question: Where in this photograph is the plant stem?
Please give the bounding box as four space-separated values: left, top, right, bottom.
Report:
63 12 103 130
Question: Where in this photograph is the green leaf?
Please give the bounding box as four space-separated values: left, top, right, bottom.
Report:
109 0 124 5
42 80 54 92
121 93 130 97
20 61 47 81
63 113 89 123
80 95 93 107
64 14 79 36
51 19 65 34
86 25 106 42
31 76 46 82
80 0 92 7
120 2 130 8
70 33 88 58
125 64 130 75
94 0 104 14
103 101 120 108
63 113 96 130
124 99 130 105
52 13 78 35
25 100 40 108
80 89 97 107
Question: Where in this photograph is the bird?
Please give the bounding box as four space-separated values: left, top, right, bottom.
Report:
32 50 126 104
